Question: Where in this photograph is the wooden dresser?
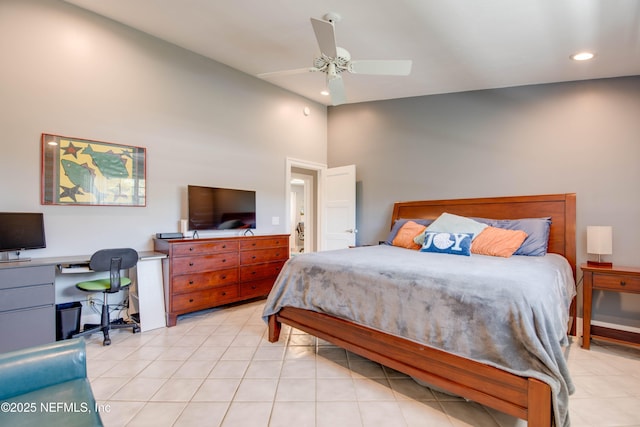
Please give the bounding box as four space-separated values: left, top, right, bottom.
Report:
154 234 289 326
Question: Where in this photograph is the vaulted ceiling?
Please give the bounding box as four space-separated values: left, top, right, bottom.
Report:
65 0 640 106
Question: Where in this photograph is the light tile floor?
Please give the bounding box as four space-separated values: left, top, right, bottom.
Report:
86 300 640 426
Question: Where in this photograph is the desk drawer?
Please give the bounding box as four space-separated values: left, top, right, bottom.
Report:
173 268 238 293
0 305 55 353
593 274 640 293
172 253 238 274
0 266 54 290
172 240 238 257
0 283 55 312
172 285 238 312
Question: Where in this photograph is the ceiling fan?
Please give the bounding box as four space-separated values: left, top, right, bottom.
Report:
257 12 413 106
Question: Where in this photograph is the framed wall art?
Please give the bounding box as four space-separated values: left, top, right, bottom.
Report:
41 133 146 206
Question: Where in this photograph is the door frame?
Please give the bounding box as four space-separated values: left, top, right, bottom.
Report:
291 172 313 253
285 157 325 252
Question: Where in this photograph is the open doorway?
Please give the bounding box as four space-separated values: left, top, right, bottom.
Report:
290 172 311 254
286 158 322 254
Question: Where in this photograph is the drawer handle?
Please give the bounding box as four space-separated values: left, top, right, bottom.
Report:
221 275 227 279
189 298 194 303
222 259 226 263
251 271 256 275
252 243 257 247
252 255 256 260
276 253 280 257
221 292 227 296
251 285 257 290
620 281 627 287
189 247 194 251
189 280 194 285
222 244 226 248
189 262 194 266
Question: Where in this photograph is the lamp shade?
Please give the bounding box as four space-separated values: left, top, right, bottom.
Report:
587 226 613 255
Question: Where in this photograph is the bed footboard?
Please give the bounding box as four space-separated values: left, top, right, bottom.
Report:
268 308 552 427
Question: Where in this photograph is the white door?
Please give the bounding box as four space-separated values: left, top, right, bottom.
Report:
322 165 356 250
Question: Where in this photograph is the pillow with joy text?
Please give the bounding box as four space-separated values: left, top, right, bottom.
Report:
419 232 473 256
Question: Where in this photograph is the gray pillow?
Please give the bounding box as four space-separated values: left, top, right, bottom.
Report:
474 217 552 256
493 218 551 256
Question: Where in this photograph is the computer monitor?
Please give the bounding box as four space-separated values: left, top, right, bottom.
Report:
0 212 46 262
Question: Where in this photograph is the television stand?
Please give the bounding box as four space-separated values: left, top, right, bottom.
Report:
154 234 289 326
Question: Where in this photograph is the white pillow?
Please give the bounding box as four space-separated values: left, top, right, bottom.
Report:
414 212 488 245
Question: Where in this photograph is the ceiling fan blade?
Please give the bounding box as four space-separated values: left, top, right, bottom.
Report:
310 17 337 58
349 60 413 76
327 76 346 106
257 67 319 79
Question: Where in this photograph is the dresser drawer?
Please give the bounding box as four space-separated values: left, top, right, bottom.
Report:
173 268 238 293
593 274 640 292
172 252 239 274
172 240 238 257
241 248 288 265
240 260 286 282
239 278 275 298
240 236 288 250
172 285 238 312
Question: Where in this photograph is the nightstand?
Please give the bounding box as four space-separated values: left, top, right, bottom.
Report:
581 263 640 349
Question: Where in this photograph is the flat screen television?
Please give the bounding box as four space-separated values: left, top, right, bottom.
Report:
188 185 256 231
0 212 46 261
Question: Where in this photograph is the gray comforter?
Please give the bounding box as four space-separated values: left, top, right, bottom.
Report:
262 245 576 427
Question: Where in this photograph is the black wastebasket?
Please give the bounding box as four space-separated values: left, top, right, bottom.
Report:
56 302 82 340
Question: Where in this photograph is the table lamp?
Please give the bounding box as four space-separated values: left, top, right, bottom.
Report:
586 226 613 267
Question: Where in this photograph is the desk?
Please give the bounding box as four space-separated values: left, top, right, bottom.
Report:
0 251 167 353
128 252 167 332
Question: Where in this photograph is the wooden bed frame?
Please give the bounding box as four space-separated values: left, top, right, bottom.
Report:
268 193 576 427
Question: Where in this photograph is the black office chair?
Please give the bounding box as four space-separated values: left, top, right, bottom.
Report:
73 248 140 345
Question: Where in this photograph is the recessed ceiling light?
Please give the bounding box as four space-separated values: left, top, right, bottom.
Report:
320 90 330 96
571 52 595 61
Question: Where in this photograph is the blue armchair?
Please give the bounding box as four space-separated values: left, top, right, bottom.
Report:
0 338 103 426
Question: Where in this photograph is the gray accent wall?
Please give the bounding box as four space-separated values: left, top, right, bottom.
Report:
328 76 640 327
0 0 326 256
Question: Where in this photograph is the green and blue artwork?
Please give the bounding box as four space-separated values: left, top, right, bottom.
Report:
41 134 146 206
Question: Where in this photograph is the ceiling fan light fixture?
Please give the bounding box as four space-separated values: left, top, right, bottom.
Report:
571 51 595 61
256 12 413 105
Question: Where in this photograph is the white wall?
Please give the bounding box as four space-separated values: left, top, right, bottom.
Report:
0 0 327 257
328 76 640 328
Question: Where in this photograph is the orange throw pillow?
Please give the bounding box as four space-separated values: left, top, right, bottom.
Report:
392 220 427 250
471 226 528 258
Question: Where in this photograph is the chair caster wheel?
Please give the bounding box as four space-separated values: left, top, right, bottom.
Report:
103 338 111 346
133 326 141 333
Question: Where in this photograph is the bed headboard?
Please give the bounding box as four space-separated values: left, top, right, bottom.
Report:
391 193 576 276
